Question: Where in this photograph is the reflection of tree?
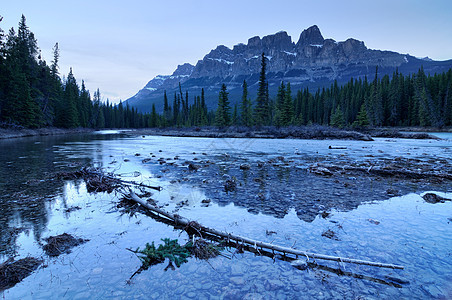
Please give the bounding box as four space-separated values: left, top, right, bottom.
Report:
0 134 99 257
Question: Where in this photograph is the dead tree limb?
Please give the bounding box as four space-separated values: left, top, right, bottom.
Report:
128 192 404 270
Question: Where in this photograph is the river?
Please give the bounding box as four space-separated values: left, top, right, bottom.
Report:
0 131 451 299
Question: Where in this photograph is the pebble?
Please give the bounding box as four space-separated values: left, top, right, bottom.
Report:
91 267 103 274
230 276 245 285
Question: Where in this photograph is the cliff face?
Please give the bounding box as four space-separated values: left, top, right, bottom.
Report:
126 25 452 112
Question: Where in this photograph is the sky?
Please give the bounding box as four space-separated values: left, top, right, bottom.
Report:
2 0 452 103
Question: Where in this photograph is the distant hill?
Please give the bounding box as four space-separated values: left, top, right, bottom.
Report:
125 25 452 113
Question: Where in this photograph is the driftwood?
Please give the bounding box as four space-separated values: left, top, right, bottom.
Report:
57 167 162 192
127 192 404 270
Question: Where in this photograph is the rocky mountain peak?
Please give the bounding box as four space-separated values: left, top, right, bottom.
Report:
171 63 195 77
296 25 324 48
261 31 293 51
247 36 262 49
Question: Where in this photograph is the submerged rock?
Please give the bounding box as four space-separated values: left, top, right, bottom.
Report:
240 163 251 170
224 178 237 193
309 165 334 176
321 229 340 240
0 257 43 291
42 233 89 257
188 163 201 171
291 259 308 270
422 193 451 204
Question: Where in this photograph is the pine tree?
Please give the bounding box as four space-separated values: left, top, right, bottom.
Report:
330 106 345 128
274 81 286 126
254 52 269 126
281 82 293 126
1 15 42 127
240 80 253 126
232 104 238 125
200 88 208 125
368 66 383 126
215 84 230 127
163 90 170 127
91 88 102 128
150 103 158 127
354 104 369 127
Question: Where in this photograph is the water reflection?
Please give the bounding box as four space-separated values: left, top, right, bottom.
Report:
0 133 123 259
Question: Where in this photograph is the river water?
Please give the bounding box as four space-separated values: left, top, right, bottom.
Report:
0 131 451 299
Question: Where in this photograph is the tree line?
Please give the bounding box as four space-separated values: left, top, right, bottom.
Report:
0 15 150 129
1 15 451 130
159 53 452 128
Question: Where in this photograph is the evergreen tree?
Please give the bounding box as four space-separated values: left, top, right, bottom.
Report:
353 104 369 127
254 52 269 126
283 82 293 126
50 42 59 78
330 106 345 128
200 88 208 125
240 80 253 126
274 81 286 126
1 15 42 127
163 90 170 127
150 103 158 127
367 66 384 126
215 83 230 127
232 104 238 125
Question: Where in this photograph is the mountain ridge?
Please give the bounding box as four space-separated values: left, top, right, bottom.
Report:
126 25 452 113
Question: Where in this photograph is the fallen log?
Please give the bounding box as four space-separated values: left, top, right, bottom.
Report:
128 192 404 270
57 167 162 192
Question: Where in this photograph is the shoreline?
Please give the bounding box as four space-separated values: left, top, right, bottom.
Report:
1 125 448 141
124 126 445 141
124 126 374 141
0 127 95 140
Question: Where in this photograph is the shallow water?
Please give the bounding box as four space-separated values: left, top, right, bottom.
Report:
1 132 451 299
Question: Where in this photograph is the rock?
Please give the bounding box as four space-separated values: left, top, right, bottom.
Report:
243 293 264 300
422 193 451 204
188 163 201 171
386 188 401 196
321 229 339 240
367 218 380 225
230 276 245 285
309 166 333 176
291 259 308 270
296 25 324 48
240 163 251 170
224 178 237 193
321 211 331 219
265 279 285 290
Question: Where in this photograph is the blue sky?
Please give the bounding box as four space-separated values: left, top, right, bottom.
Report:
2 0 452 103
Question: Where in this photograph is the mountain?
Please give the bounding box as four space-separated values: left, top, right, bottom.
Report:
126 25 452 113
